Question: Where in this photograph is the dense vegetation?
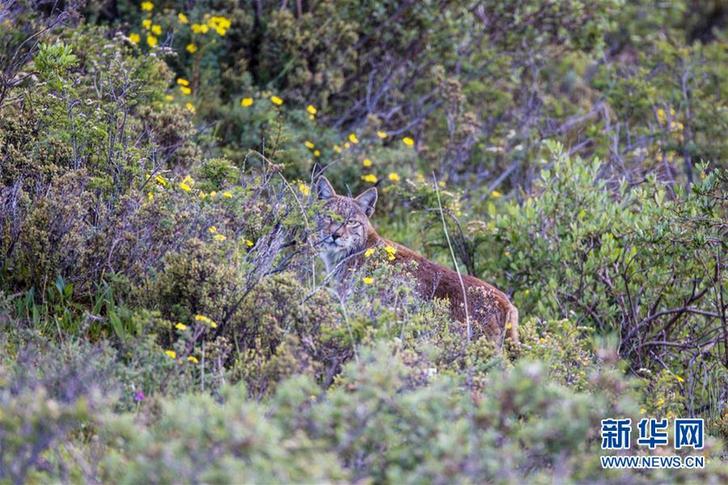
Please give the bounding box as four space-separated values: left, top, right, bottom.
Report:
1 0 727 482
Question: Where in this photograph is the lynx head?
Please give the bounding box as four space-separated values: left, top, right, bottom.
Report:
314 176 377 262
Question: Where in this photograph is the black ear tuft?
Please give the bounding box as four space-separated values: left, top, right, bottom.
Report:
355 187 378 217
315 176 336 199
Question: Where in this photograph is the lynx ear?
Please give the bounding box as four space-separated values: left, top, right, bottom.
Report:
316 176 336 199
355 187 378 217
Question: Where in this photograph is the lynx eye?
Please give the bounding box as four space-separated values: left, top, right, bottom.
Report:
346 220 360 228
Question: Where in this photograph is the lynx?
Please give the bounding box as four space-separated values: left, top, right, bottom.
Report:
314 176 519 344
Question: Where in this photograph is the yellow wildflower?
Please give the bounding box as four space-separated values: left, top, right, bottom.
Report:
178 12 189 24
179 86 192 95
177 78 190 86
187 356 199 364
208 226 218 234
361 174 378 184
185 102 195 113
298 182 310 196
146 35 158 47
388 172 400 183
151 24 162 35
402 136 415 147
344 142 351 149
348 133 359 144
147 192 154 202
164 350 176 359
241 97 254 107
244 239 254 248
675 374 685 383
186 43 198 54
154 174 168 186
142 19 152 30
362 158 373 168
164 94 173 101
384 245 397 261
179 175 194 191
222 191 233 198
199 192 207 200
270 95 284 106
656 108 666 125
304 140 315 149
208 16 231 36
213 233 226 242
209 191 217 198
364 248 375 258
175 322 188 331
377 130 388 139
333 145 341 153
129 33 141 44
313 150 320 157
362 276 374 285
490 190 502 199
191 23 209 34
194 314 218 328
141 1 154 12
306 105 317 115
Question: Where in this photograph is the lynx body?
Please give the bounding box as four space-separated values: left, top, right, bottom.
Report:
314 177 519 344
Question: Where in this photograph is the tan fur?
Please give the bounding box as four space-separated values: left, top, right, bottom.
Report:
314 177 519 344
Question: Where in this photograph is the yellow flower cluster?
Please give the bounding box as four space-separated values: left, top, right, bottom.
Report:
241 97 254 107
656 107 684 133
298 182 311 196
177 78 191 95
270 95 284 106
194 314 218 328
361 174 377 184
208 16 231 36
175 322 188 331
362 276 374 285
154 174 168 187
141 1 154 11
178 175 194 192
384 245 397 261
191 23 209 34
164 349 176 359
